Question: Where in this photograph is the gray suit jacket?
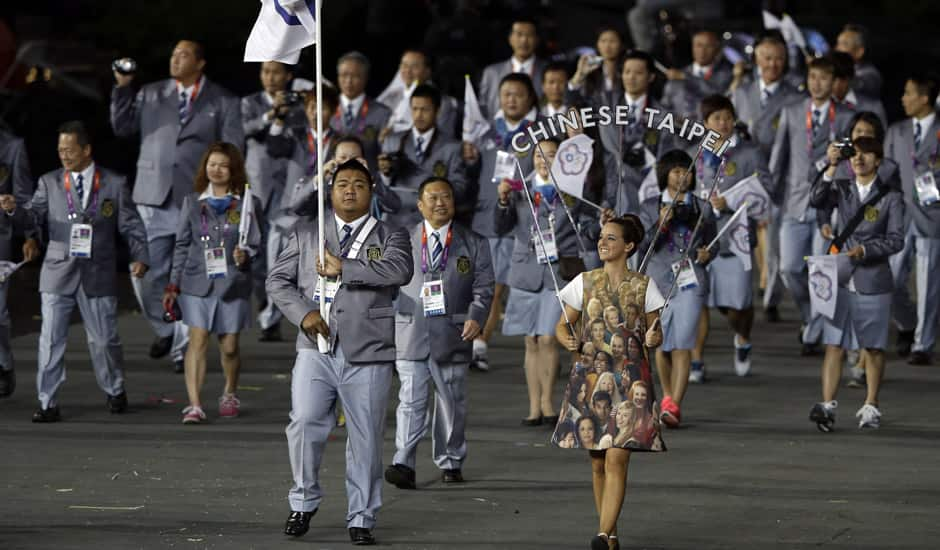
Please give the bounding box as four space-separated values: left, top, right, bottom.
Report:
840 92 887 129
380 129 468 230
853 61 882 99
885 113 940 238
687 140 770 256
329 97 392 171
395 222 494 363
241 91 305 212
661 60 734 121
597 96 674 216
494 184 599 291
731 79 801 159
809 176 904 294
110 78 244 208
169 192 262 300
467 123 536 238
0 129 37 261
30 166 149 297
770 99 854 219
639 193 716 298
478 58 548 119
266 216 414 362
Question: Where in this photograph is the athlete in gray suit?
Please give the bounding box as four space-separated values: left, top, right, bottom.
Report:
478 19 547 119
662 30 734 121
378 85 467 230
27 122 149 422
385 177 493 489
0 128 38 397
330 51 392 172
770 58 853 352
266 160 413 545
110 40 244 370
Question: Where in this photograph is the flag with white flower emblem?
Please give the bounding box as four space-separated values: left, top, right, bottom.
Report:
550 134 594 200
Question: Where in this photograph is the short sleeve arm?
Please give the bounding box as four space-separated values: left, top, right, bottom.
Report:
645 278 666 313
558 273 584 310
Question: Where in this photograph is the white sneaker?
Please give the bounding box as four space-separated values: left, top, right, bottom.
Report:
688 362 705 383
733 336 752 377
855 403 882 429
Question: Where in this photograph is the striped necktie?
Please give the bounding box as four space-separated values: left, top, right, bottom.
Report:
344 104 355 128
339 224 353 251
179 90 189 122
430 231 443 270
812 108 821 138
914 121 923 150
75 174 85 204
415 135 425 164
760 87 773 107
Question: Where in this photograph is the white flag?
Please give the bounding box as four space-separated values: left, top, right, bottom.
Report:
462 75 490 145
762 10 782 30
638 167 660 202
550 134 594 199
239 184 255 251
720 174 772 222
780 14 807 50
387 80 418 133
244 0 316 64
377 72 407 108
708 203 752 271
807 255 838 320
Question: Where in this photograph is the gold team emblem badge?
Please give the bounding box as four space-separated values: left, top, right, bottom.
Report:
456 256 471 274
864 205 879 222
724 161 737 176
366 246 382 260
644 131 658 146
101 199 114 218
0 164 9 184
228 209 241 224
362 125 377 142
772 116 780 130
433 161 447 177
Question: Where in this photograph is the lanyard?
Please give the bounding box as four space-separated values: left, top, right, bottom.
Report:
912 127 940 172
805 101 836 156
335 98 370 134
199 200 236 248
421 224 453 274
306 129 331 174
63 170 101 220
531 191 557 240
177 78 202 116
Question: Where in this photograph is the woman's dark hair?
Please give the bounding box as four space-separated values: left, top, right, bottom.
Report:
853 136 884 159
194 142 247 196
656 149 695 192
594 350 612 366
848 111 886 144
575 415 598 445
700 94 735 123
568 375 588 407
604 214 645 252
553 419 577 446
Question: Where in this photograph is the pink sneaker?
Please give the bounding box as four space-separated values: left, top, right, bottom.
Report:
218 394 240 418
182 405 206 424
660 396 681 428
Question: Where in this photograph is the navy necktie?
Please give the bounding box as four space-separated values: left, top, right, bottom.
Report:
344 104 355 128
179 90 189 122
339 224 353 251
914 121 923 150
75 174 85 205
812 108 821 138
430 231 443 270
415 135 425 164
760 87 773 107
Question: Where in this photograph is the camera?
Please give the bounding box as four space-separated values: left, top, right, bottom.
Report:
112 57 137 75
672 199 697 223
833 137 855 161
283 91 303 105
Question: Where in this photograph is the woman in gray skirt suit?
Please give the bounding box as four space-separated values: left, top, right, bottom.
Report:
163 142 262 424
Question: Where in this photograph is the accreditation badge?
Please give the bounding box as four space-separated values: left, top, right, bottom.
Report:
69 224 93 258
366 246 382 260
433 161 447 177
864 205 879 222
422 279 446 317
101 199 114 218
724 161 737 176
456 255 471 274
227 209 241 224
205 247 228 279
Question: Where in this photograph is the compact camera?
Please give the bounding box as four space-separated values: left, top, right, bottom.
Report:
112 57 137 75
833 137 856 161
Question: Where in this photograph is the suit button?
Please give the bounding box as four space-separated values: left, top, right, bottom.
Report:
335 309 343 314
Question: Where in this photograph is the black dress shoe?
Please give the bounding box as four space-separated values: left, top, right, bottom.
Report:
0 369 15 398
543 415 559 426
384 463 416 489
349 527 376 545
520 416 543 426
259 324 283 342
442 469 464 483
32 406 61 423
173 360 184 374
908 351 932 366
283 509 316 537
149 335 173 359
107 392 128 414
764 306 781 323
896 330 915 358
801 343 821 357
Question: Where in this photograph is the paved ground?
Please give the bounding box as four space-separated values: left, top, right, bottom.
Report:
1 271 939 549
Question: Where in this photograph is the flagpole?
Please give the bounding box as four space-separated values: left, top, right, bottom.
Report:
314 0 328 352
532 139 588 256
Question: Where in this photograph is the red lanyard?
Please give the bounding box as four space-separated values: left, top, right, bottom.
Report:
177 78 202 115
421 224 453 273
63 170 101 220
199 200 237 248
335 98 370 134
307 129 331 163
805 101 836 156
